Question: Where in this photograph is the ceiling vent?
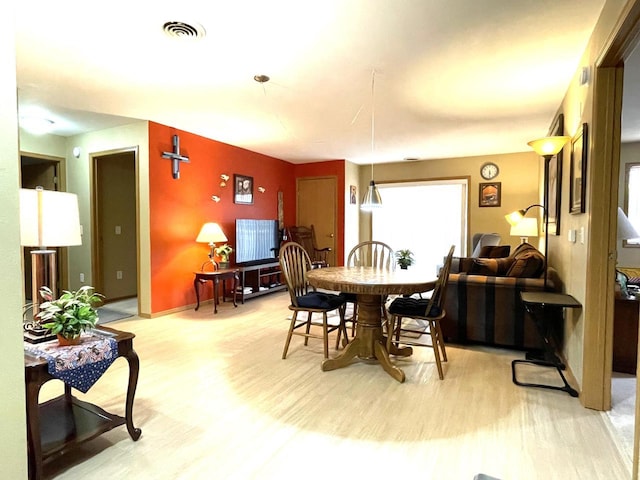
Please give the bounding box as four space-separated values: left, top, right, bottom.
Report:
162 21 206 39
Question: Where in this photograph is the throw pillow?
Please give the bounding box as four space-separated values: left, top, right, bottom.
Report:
505 252 545 278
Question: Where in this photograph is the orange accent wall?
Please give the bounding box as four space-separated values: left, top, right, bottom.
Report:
293 161 346 265
148 122 297 313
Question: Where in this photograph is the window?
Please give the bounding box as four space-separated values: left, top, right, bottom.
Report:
624 163 640 247
372 179 468 274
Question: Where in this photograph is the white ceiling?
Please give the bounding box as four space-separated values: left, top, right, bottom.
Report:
15 0 611 165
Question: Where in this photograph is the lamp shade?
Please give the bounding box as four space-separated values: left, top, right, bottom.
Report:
505 209 526 226
618 207 640 240
19 188 82 247
527 136 571 157
196 222 227 244
360 180 383 210
510 217 538 237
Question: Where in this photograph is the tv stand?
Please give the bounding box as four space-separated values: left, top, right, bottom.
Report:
237 261 286 302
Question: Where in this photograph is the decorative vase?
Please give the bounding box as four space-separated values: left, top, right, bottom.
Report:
400 265 408 270
219 261 230 270
57 334 81 346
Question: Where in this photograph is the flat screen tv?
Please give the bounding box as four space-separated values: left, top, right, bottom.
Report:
235 219 279 265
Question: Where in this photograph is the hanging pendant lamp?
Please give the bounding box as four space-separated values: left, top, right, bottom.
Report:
361 70 382 210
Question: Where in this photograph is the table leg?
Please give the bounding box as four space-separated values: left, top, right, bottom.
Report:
213 277 220 314
123 348 142 440
194 277 201 311
232 272 239 308
25 380 43 480
512 303 579 397
321 293 407 382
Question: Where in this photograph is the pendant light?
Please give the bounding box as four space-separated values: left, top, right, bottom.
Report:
361 70 383 210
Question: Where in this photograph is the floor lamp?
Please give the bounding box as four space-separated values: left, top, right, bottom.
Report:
20 187 82 342
505 135 570 291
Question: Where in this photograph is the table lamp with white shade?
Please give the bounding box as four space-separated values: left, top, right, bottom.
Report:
510 217 539 244
196 222 228 269
20 187 82 341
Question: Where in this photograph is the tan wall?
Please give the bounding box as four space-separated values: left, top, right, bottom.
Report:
553 0 630 399
0 10 29 477
358 151 540 254
619 141 640 267
66 122 150 314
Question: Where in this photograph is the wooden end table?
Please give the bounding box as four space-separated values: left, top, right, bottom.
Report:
194 269 240 314
25 326 141 480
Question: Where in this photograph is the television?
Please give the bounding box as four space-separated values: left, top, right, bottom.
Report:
235 219 279 265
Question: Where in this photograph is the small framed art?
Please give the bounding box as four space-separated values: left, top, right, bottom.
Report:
479 182 501 207
570 123 588 214
234 174 254 205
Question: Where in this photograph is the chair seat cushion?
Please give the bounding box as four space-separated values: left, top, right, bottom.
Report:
389 297 441 318
296 292 346 310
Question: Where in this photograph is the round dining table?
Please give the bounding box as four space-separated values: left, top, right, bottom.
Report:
306 266 436 382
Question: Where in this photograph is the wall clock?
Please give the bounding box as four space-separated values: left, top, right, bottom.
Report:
480 162 499 180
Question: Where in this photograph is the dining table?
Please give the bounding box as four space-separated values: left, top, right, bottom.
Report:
306 266 437 382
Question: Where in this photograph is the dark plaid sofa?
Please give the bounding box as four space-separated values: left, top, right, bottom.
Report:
441 243 559 350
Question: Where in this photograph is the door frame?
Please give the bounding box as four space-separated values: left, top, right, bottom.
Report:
90 147 140 310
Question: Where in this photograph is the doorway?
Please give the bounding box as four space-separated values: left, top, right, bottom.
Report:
92 149 138 307
296 176 337 266
20 153 67 303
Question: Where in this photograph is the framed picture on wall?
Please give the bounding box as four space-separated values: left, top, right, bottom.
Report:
570 123 588 214
234 174 254 205
479 182 501 207
350 185 357 204
546 113 564 235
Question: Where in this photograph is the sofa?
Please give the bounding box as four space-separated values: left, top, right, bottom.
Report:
441 243 559 350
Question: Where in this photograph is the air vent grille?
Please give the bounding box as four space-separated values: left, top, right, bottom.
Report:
163 21 206 39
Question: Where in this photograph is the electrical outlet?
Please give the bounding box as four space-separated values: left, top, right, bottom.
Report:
80 273 85 282
116 270 123 280
115 225 121 235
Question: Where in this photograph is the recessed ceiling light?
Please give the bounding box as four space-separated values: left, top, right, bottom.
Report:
254 75 270 83
162 21 206 39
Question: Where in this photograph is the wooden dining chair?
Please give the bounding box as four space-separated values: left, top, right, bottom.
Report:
342 241 395 340
279 242 348 359
386 245 455 380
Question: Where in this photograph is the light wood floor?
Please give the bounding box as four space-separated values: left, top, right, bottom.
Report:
41 291 631 480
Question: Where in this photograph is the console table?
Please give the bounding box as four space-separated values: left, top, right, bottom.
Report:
25 326 141 480
193 268 240 314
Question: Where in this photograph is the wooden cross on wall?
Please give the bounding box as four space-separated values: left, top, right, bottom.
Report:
162 134 190 179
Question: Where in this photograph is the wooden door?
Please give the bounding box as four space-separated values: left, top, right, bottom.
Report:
297 177 337 266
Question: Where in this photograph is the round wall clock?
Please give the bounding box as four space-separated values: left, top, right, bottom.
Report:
480 162 499 180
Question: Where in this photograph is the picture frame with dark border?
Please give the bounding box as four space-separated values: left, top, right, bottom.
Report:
546 113 564 235
570 123 588 214
479 182 501 207
234 174 254 205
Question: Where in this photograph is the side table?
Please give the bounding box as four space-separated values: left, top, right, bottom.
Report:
512 291 581 397
25 326 141 480
194 269 240 314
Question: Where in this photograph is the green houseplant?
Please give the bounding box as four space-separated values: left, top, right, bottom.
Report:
396 249 415 269
37 285 104 345
214 244 234 268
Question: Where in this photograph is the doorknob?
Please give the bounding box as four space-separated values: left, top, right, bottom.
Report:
329 233 334 238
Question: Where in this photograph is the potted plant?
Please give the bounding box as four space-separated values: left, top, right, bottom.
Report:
214 244 234 269
37 286 104 346
396 249 415 269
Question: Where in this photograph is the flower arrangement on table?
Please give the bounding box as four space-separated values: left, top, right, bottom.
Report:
214 244 234 267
